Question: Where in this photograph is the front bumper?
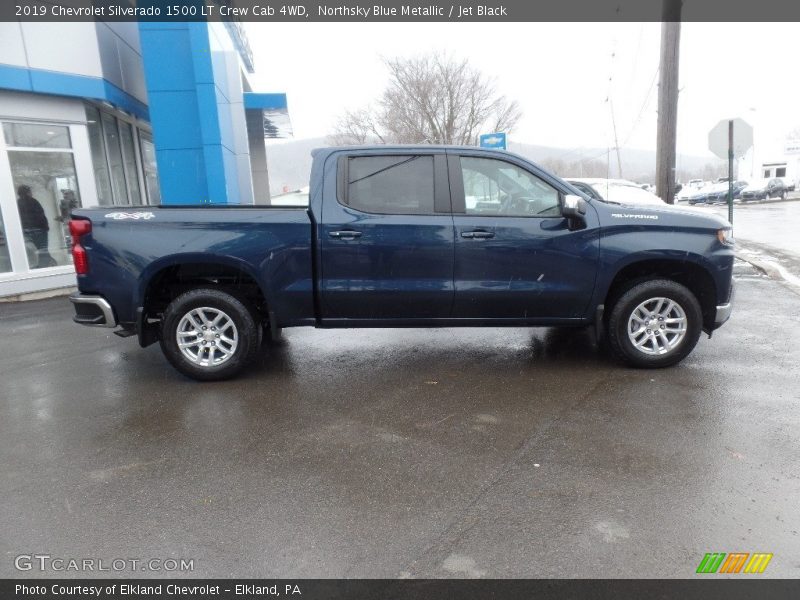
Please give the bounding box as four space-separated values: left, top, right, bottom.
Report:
714 281 735 327
70 293 117 328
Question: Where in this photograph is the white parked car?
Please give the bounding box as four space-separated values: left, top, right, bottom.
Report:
677 179 706 201
565 178 666 206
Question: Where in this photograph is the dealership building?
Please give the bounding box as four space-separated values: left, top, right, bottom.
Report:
0 19 290 297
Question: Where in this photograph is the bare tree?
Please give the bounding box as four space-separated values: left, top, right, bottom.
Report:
540 157 608 179
328 107 386 146
581 159 610 178
540 158 567 175
329 52 522 145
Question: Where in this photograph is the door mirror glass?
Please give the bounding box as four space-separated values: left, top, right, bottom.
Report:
562 194 587 218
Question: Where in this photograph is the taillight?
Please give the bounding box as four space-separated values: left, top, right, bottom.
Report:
69 219 91 274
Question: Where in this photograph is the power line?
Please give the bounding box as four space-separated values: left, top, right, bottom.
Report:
621 66 659 148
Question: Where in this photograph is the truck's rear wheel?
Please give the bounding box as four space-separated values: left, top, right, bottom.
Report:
607 279 702 368
160 288 259 381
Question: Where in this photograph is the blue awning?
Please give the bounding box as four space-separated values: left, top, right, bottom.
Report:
243 93 292 139
243 93 287 110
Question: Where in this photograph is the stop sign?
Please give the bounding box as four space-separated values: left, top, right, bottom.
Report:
708 118 753 159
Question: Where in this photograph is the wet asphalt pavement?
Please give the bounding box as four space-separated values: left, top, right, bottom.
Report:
701 198 800 276
1 263 799 578
714 198 800 257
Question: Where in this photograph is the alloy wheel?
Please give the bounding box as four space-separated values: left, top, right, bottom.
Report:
627 297 687 356
176 307 239 367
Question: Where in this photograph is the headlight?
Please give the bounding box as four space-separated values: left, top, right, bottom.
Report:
717 228 734 246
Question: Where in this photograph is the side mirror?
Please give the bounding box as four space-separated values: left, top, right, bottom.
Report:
562 194 587 218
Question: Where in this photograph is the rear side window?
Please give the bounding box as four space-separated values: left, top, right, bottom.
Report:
343 155 435 214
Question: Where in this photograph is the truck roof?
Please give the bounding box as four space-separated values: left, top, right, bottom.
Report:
312 144 508 154
310 144 534 168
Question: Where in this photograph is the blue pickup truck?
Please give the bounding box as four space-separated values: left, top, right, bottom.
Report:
69 146 734 380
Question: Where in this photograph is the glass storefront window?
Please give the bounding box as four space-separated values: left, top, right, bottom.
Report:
2 112 157 277
7 148 81 270
101 111 129 205
85 105 155 206
139 133 161 204
2 123 71 149
85 106 114 206
0 211 12 273
119 121 142 204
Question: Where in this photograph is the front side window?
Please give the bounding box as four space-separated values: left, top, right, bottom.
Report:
344 155 435 214
460 156 560 217
3 122 81 269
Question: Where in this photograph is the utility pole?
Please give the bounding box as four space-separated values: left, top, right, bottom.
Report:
655 0 682 204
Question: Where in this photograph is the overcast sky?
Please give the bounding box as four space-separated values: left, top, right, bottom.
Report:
246 22 800 159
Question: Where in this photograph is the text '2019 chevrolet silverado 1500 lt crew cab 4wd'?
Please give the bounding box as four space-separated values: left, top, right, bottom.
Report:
69 146 734 380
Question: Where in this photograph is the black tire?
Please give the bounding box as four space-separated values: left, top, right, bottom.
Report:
159 288 260 381
607 279 703 368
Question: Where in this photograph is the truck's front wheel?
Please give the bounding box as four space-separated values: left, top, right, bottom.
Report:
607 279 703 368
160 288 259 381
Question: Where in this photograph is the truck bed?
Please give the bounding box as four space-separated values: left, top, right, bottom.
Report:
71 205 315 329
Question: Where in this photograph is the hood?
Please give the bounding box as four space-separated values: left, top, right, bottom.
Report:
595 200 731 229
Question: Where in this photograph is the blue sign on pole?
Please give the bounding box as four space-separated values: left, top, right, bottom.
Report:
479 132 507 150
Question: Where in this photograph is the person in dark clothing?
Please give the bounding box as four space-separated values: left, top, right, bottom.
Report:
17 185 56 267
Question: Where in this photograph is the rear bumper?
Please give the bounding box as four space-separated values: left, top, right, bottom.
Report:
70 293 117 328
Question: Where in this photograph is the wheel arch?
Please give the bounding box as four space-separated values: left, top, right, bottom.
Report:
135 254 271 347
603 257 718 331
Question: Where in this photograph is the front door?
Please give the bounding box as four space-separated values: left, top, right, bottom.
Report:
319 152 454 321
449 153 599 321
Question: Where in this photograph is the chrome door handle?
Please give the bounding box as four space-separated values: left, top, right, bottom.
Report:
461 230 494 239
329 230 362 239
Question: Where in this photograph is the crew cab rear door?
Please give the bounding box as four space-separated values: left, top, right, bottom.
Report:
319 150 454 321
448 151 600 321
